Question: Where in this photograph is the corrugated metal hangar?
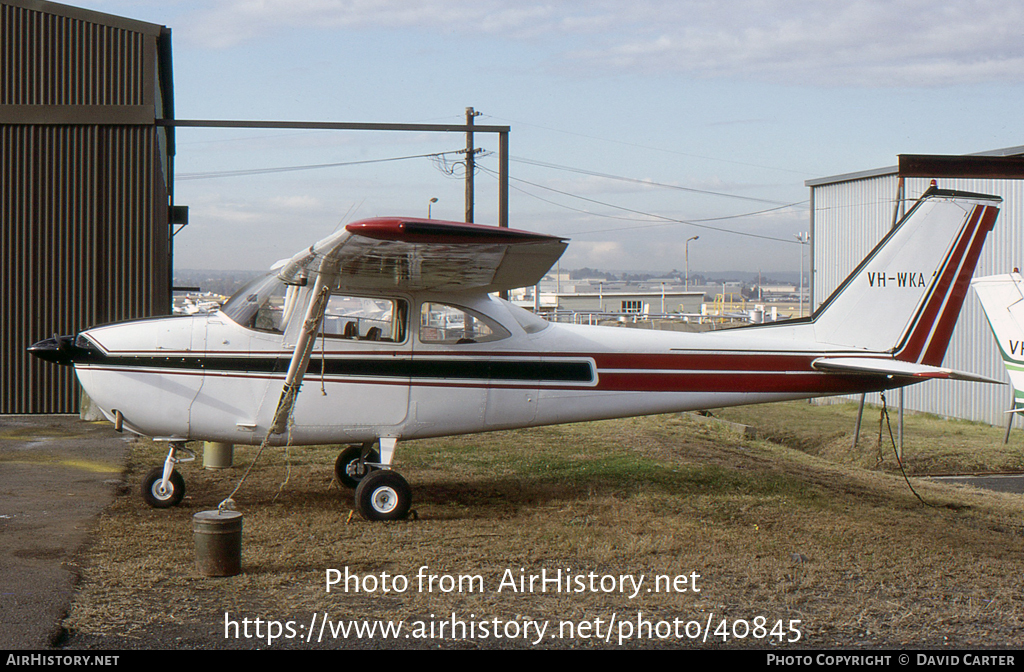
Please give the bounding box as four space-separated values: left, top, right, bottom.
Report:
1 0 176 413
807 148 1024 426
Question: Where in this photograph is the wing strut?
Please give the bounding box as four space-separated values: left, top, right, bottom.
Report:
217 278 332 511
269 278 332 434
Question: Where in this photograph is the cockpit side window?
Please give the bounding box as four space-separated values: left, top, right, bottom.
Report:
223 276 409 341
321 295 408 343
418 302 510 344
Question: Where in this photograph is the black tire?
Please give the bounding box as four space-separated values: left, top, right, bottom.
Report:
141 467 186 508
334 445 380 489
355 470 411 521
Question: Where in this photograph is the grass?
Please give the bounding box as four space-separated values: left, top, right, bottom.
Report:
60 404 1024 649
716 400 1024 474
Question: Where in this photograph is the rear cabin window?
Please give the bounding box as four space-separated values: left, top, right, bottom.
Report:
322 295 408 343
419 303 510 344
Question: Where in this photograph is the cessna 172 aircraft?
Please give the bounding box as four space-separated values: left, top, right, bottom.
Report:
29 186 1003 521
972 271 1024 412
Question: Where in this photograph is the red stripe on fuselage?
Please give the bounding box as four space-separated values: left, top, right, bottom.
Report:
81 350 895 396
594 371 889 394
83 365 888 395
589 352 818 371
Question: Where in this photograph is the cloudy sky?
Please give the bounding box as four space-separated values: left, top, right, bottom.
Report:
70 0 1024 275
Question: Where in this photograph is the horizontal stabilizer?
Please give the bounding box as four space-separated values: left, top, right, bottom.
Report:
811 357 1004 385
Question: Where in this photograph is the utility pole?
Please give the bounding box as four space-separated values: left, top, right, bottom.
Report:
465 107 482 223
795 231 808 317
685 235 698 291
162 115 510 230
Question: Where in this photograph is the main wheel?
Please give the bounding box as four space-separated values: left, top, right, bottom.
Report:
334 445 380 489
355 470 411 521
141 467 186 508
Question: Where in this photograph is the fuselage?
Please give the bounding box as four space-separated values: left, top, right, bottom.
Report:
28 191 1001 448
68 285 890 445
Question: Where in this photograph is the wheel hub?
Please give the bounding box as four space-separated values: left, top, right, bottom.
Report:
370 486 398 513
151 481 172 500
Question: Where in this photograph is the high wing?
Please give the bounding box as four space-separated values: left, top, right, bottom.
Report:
262 217 567 454
276 217 568 293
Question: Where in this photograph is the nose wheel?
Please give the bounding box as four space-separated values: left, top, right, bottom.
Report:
141 442 194 508
142 467 185 508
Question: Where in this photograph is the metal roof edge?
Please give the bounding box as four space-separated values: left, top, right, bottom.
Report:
970 145 1024 157
805 165 897 188
806 145 1024 188
4 0 167 36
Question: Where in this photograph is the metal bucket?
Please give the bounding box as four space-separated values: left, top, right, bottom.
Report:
203 441 234 470
193 510 242 576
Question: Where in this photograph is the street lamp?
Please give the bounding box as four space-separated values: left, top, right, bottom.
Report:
685 235 699 291
794 231 809 317
428 197 438 219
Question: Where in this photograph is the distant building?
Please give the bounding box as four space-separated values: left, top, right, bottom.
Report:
555 289 704 315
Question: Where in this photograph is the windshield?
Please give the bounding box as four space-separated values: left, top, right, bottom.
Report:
220 273 290 331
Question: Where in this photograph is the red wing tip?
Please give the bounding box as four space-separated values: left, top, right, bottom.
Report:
346 217 565 244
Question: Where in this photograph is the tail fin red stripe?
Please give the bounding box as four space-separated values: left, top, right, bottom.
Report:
920 204 999 365
896 204 984 362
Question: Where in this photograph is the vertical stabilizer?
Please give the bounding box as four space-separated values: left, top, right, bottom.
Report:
809 188 1000 362
973 273 1024 406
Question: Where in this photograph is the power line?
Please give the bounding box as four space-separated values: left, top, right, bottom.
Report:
510 156 791 205
478 164 806 244
482 114 810 176
176 150 465 181
569 201 808 237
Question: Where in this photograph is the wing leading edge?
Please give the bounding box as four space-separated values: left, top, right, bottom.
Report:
277 217 568 293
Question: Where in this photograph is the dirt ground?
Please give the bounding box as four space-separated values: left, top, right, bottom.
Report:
49 408 1024 650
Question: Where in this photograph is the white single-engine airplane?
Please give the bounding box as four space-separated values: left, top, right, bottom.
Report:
972 271 1024 412
30 186 1004 520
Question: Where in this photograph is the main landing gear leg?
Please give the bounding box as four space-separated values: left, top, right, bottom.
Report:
334 442 380 489
354 438 412 521
141 441 194 508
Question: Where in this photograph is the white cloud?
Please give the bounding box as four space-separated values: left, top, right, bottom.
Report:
269 194 324 211
568 0 1024 86
84 0 1024 86
564 240 626 268
180 0 581 48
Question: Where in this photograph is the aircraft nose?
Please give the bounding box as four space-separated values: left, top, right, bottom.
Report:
27 335 77 366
